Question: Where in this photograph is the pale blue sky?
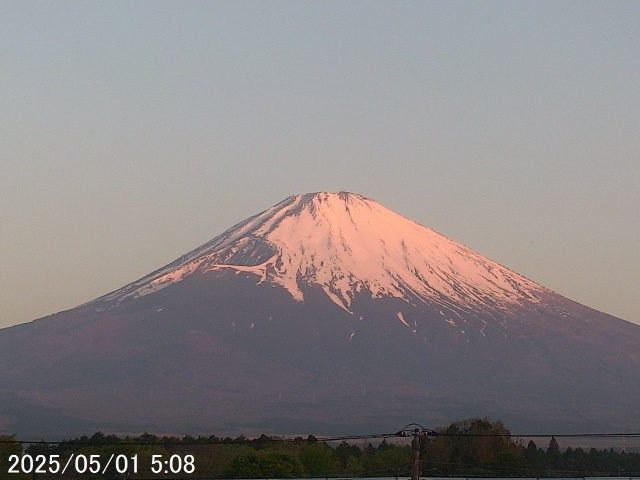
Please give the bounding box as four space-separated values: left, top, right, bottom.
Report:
1 1 638 329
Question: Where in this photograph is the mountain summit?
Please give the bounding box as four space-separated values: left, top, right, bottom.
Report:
98 192 543 338
2 192 640 437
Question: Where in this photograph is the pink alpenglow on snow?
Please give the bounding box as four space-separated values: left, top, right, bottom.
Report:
99 192 545 316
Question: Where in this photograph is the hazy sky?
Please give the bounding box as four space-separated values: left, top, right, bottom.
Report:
1 1 638 329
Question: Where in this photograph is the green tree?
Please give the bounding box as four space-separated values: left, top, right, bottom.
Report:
362 442 411 476
0 435 27 480
424 417 520 476
377 445 412 476
378 439 393 451
225 449 306 478
492 448 531 476
335 440 361 469
225 452 262 478
546 436 562 470
299 442 337 476
524 439 545 474
344 454 365 477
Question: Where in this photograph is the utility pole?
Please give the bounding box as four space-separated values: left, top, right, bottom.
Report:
411 428 422 480
396 424 436 480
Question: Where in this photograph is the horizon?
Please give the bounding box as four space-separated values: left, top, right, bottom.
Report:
1 2 639 329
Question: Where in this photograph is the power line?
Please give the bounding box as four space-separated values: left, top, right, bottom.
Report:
3 425 640 445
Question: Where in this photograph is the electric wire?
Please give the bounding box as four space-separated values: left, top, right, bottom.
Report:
4 426 640 445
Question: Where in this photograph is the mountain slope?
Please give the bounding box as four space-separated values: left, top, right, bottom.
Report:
1 192 639 438
96 192 544 334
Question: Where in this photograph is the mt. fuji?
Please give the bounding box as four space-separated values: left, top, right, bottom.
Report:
1 192 639 437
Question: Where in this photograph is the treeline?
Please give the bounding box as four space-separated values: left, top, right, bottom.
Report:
2 418 640 478
422 418 640 477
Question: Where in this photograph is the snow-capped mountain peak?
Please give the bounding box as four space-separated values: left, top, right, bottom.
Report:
98 192 544 313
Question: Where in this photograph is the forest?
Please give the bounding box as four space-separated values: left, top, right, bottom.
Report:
2 418 640 479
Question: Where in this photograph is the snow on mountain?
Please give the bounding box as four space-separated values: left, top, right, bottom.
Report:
97 192 545 315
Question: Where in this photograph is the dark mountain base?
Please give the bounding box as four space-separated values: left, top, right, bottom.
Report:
2 270 639 438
